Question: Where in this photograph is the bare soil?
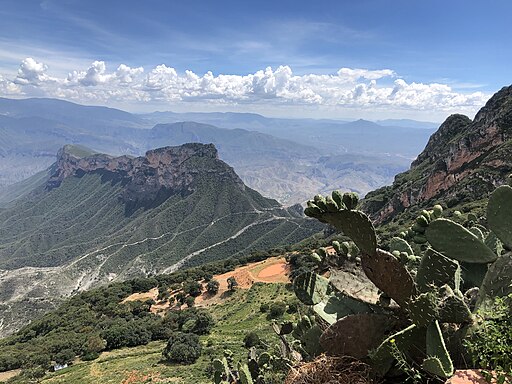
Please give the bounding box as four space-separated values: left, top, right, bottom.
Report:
120 257 291 312
0 369 21 382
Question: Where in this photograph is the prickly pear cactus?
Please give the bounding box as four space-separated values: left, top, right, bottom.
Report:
487 184 512 250
422 321 454 378
415 248 461 292
319 314 390 358
361 249 415 306
389 236 414 257
426 218 497 263
293 272 330 305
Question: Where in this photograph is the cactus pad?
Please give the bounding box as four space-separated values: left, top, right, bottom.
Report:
319 314 390 358
487 185 512 250
477 251 512 309
238 362 254 384
389 237 414 256
361 249 415 306
407 291 439 327
370 324 423 376
416 248 461 292
312 292 376 325
484 231 504 257
293 272 330 305
438 285 472 323
426 218 497 263
320 210 377 256
423 320 454 378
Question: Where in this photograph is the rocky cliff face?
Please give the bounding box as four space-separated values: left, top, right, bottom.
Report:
47 143 245 204
363 85 512 223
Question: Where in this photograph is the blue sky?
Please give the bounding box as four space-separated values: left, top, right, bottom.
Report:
0 0 510 120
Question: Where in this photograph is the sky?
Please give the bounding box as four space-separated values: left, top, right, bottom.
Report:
0 0 511 121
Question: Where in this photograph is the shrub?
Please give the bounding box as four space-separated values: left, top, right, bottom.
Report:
269 301 287 319
183 280 202 297
206 280 220 295
227 277 238 291
54 349 75 365
464 294 512 378
243 332 261 348
162 332 202 364
260 303 269 313
185 296 195 308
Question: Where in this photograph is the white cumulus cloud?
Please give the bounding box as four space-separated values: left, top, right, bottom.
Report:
0 58 489 117
14 58 52 85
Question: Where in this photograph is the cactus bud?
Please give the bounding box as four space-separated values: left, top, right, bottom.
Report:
342 192 359 210
433 204 443 218
332 240 341 253
310 252 322 263
421 210 432 222
331 190 346 209
325 195 339 212
416 215 429 228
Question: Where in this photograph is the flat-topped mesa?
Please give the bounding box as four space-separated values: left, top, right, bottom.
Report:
47 143 243 203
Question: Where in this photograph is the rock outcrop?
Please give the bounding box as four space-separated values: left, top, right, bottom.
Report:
363 85 512 223
47 143 245 204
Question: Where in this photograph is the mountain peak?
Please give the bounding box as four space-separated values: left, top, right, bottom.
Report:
363 85 512 224
60 144 98 159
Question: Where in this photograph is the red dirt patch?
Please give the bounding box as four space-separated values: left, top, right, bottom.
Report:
195 257 289 307
446 370 511 384
120 257 291 311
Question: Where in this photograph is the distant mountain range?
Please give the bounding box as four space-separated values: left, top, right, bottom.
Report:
0 97 434 204
0 143 322 336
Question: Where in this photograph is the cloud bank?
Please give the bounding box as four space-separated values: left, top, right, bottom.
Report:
0 58 488 115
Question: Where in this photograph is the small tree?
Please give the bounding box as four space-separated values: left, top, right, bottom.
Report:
227 277 238 291
243 332 261 348
162 332 202 364
206 280 220 295
185 296 195 308
269 301 287 319
157 288 170 302
54 349 75 366
176 292 186 305
183 280 202 297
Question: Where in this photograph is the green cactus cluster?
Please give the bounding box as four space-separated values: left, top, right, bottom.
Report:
297 182 512 380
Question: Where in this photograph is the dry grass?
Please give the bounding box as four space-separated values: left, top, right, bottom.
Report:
284 355 376 384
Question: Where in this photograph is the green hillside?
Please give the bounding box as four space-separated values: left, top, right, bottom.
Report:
0 144 321 337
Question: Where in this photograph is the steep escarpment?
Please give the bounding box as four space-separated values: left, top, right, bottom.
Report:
363 85 512 223
47 143 244 204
